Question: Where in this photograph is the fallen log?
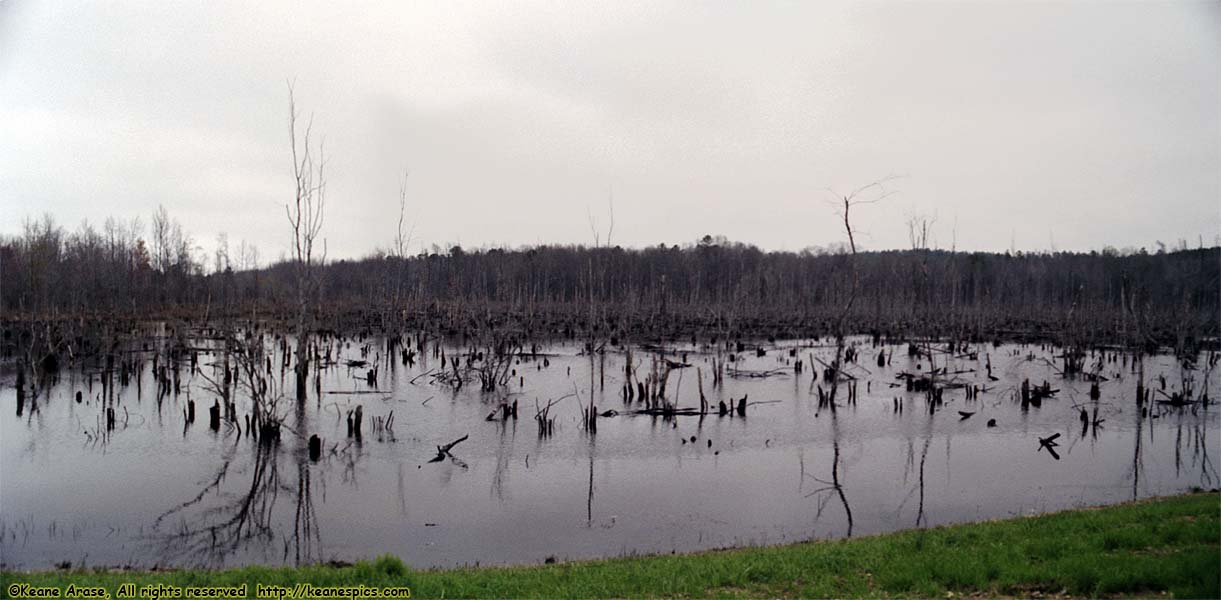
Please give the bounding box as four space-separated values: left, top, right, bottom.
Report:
1037 433 1061 460
430 434 469 462
438 434 468 454
726 367 789 379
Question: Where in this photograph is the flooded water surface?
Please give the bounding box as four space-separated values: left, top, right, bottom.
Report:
2 331 1217 569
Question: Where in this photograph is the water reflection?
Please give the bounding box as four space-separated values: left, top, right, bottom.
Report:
804 394 853 537
290 460 321 565
2 335 1218 569
1132 400 1144 501
147 441 281 566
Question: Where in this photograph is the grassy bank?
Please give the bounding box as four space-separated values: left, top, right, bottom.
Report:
3 493 1217 598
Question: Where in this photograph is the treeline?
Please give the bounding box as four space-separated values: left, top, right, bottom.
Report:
1 211 259 314
2 213 1217 345
319 242 1218 344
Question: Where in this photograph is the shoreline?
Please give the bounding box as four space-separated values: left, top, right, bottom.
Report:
3 491 1217 598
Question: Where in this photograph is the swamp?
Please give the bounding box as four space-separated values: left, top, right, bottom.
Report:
2 303 1217 569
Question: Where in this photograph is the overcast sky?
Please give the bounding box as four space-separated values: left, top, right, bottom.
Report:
1 1 1218 261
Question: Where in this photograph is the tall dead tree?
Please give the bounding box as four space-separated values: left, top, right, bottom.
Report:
286 82 327 401
392 169 414 316
582 191 614 431
825 178 897 412
906 212 936 326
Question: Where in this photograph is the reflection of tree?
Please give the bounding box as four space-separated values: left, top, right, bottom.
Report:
915 435 931 527
805 409 853 537
1174 410 1184 477
490 418 515 503
1195 360 1218 487
290 461 320 565
1168 406 1217 489
1192 420 1218 488
1131 405 1144 501
145 439 322 566
290 387 321 565
896 410 935 528
586 438 596 527
397 463 409 518
147 441 281 565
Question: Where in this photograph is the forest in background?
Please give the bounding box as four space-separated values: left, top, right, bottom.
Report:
1 211 1217 348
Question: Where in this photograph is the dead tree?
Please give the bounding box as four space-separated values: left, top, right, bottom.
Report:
824 178 898 413
380 169 415 331
286 81 327 402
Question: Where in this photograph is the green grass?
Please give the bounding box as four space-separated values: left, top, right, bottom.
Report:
3 493 1217 598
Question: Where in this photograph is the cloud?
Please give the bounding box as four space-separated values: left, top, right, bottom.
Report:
1 0 1217 260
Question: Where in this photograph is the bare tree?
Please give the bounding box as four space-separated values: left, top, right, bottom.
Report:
393 169 414 260
214 232 230 275
286 81 327 401
236 239 260 271
585 186 614 248
152 205 171 274
820 180 897 401
824 177 897 411
392 169 415 312
906 212 936 251
906 211 937 324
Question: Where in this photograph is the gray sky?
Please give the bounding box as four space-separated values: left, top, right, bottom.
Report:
1 1 1218 262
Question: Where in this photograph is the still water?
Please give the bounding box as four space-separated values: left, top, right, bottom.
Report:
2 331 1216 569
